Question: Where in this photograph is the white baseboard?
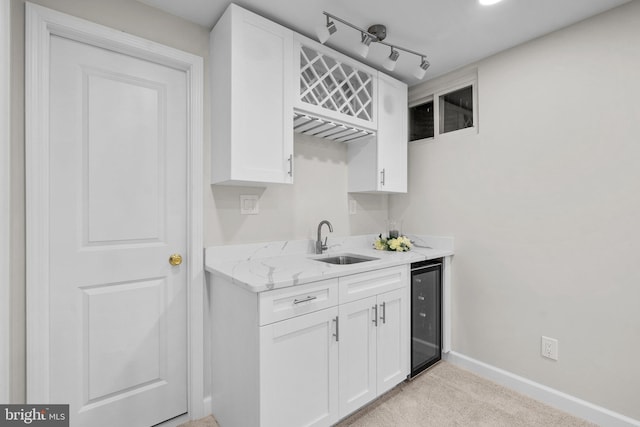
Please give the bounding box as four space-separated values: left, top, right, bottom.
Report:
203 396 213 416
445 351 640 427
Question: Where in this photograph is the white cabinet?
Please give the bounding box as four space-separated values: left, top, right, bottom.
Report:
338 277 408 417
376 73 408 193
209 4 294 185
260 307 339 427
293 34 378 134
209 266 408 427
210 277 339 427
339 296 377 415
348 72 408 193
375 288 408 394
209 5 409 190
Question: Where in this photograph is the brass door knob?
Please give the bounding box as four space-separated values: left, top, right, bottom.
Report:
169 253 183 266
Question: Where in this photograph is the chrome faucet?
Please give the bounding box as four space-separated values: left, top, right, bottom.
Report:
316 220 333 254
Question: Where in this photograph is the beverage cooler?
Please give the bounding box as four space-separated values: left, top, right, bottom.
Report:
410 258 442 378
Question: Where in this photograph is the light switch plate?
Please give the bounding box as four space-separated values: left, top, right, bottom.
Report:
240 195 259 215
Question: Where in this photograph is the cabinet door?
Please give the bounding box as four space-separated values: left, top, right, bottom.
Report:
211 4 294 185
338 296 377 418
376 288 409 395
260 307 339 427
232 6 293 184
376 72 408 193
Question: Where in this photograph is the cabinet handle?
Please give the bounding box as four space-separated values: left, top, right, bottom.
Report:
415 278 422 283
417 295 425 301
293 295 317 305
380 301 386 324
419 312 427 318
287 154 293 177
333 316 339 342
380 168 386 186
372 304 378 327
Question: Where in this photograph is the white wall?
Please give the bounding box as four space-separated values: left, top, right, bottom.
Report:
8 0 388 403
1 0 12 405
204 133 388 245
391 1 640 420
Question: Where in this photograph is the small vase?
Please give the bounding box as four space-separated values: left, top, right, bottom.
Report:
387 219 402 239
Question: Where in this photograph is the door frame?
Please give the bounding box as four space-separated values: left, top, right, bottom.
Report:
0 0 11 405
25 2 204 421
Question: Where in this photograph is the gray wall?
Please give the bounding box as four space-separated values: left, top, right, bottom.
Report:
8 0 387 403
390 1 640 420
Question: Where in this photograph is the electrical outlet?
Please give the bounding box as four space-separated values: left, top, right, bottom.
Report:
349 199 357 215
541 336 558 361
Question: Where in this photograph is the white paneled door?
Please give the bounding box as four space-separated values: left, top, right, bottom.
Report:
45 31 188 427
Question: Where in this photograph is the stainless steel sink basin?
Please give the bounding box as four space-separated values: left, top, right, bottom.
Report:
313 253 379 265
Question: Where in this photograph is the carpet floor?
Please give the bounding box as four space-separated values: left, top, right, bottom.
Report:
180 361 595 427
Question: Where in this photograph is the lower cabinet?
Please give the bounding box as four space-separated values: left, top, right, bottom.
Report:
339 288 407 417
209 265 409 427
260 307 339 427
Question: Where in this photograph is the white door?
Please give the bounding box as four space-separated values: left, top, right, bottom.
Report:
47 34 188 427
260 307 339 427
339 296 377 418
376 288 409 394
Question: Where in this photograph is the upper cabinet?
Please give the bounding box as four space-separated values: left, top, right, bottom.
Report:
293 35 378 139
348 73 408 193
210 4 294 186
209 5 407 191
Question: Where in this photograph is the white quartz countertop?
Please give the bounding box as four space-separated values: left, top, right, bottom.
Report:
205 234 454 293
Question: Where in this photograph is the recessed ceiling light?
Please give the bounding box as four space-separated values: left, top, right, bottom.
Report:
479 0 503 5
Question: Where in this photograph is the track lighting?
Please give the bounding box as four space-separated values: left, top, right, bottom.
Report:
413 57 430 80
357 33 374 58
317 11 431 79
316 15 337 44
383 47 400 71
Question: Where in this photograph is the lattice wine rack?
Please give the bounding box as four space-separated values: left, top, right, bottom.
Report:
295 45 376 142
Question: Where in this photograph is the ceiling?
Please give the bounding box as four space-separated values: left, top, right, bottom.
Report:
138 0 631 86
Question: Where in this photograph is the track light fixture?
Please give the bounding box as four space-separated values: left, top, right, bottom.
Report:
315 15 337 44
357 32 375 58
383 47 400 71
414 57 430 79
317 11 431 79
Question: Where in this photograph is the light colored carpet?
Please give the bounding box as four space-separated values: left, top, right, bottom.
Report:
179 415 220 427
180 361 595 427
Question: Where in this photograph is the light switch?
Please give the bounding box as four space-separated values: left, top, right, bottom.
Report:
240 195 259 215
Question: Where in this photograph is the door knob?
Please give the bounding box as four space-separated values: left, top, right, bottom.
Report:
169 253 183 266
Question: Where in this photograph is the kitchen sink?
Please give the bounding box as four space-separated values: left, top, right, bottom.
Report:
313 253 379 265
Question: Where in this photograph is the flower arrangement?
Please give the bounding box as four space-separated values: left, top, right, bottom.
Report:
373 234 412 252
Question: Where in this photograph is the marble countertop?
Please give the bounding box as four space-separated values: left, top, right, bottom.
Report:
205 234 454 293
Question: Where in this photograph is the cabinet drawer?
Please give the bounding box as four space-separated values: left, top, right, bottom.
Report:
259 278 338 325
339 266 408 304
